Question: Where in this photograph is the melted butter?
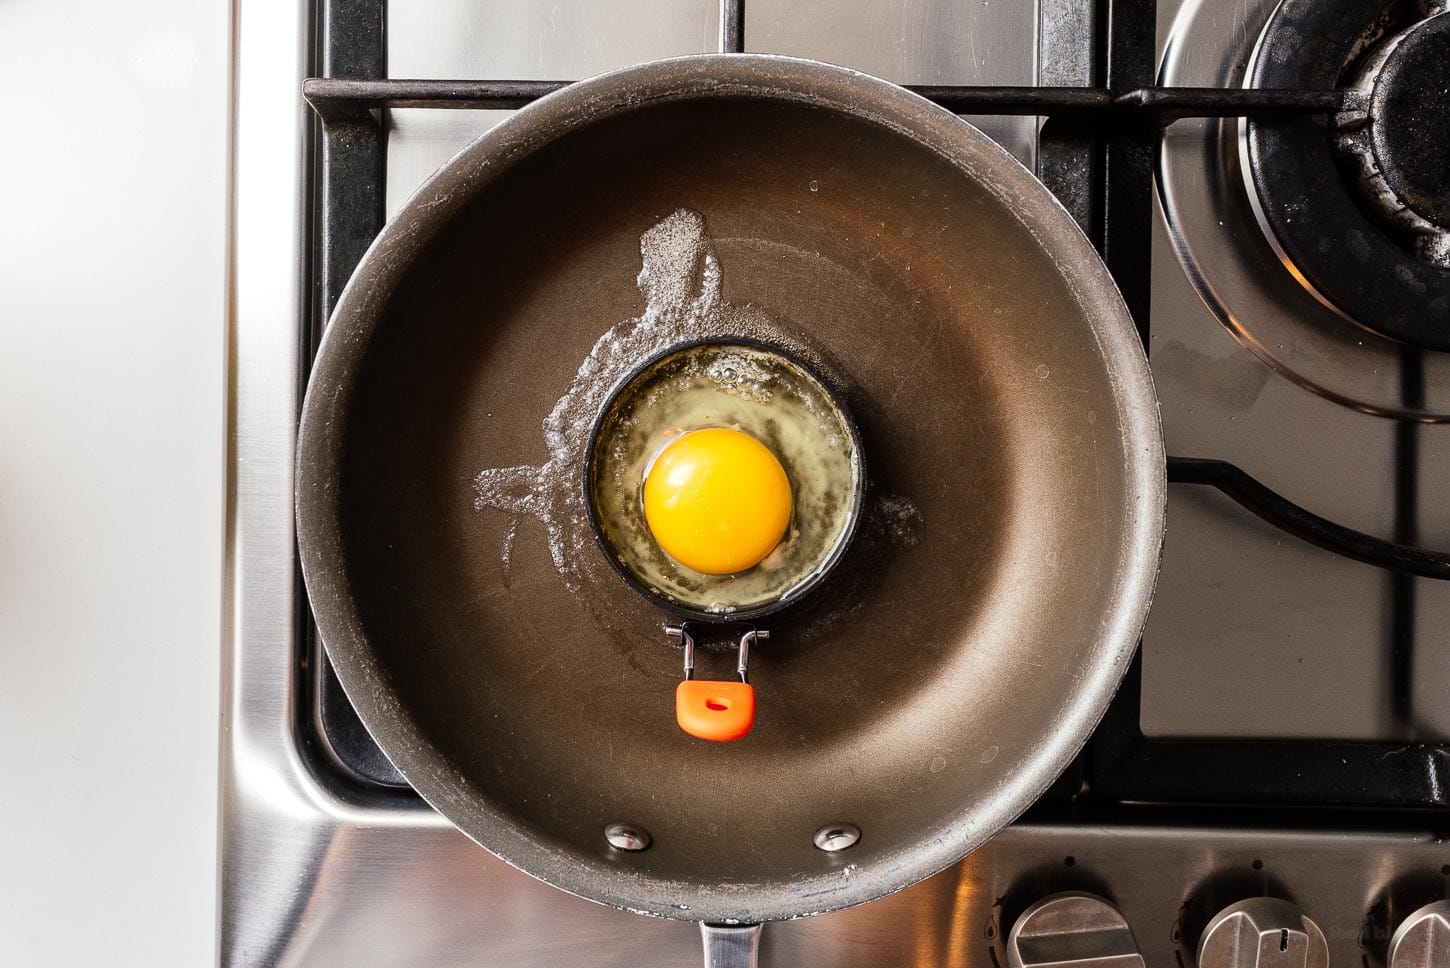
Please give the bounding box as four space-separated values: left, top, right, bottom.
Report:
471 208 867 618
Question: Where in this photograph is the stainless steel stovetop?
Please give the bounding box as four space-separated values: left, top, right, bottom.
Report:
223 0 1450 964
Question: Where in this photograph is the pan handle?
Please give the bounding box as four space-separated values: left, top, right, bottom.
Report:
700 923 762 968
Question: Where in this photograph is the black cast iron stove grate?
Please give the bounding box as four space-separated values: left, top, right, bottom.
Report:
299 0 1450 811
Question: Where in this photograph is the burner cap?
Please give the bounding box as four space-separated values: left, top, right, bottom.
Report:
1244 0 1450 351
1336 9 1450 267
1364 13 1450 231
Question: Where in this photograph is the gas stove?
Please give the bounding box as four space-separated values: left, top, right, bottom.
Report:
223 0 1450 964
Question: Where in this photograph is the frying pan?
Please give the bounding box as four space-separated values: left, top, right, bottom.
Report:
296 54 1164 966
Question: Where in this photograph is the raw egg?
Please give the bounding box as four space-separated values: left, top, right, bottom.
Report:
586 340 862 618
643 427 793 575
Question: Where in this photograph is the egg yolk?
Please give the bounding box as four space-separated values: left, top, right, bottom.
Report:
643 428 792 575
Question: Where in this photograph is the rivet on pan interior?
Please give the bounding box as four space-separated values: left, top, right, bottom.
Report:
813 823 861 852
604 822 651 852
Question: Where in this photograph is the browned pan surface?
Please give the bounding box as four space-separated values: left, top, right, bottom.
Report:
296 55 1163 923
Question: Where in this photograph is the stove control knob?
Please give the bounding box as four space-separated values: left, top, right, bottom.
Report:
1389 900 1450 968
1006 892 1144 968
1198 898 1328 968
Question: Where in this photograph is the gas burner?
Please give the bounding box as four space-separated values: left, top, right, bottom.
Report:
1335 6 1450 268
1243 0 1450 351
1158 0 1450 419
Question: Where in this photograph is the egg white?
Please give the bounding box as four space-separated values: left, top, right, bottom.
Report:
588 342 860 615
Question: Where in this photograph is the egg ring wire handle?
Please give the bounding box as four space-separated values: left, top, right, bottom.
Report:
668 623 767 741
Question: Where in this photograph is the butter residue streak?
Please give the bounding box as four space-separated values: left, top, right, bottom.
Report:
474 210 779 583
472 209 920 589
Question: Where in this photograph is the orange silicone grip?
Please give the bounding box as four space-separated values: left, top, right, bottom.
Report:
675 680 756 741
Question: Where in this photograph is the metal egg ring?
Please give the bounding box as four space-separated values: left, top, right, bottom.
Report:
582 337 866 622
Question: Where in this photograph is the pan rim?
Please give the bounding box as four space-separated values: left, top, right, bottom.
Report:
295 52 1165 924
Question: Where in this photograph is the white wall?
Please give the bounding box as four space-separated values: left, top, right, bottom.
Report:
0 1 226 964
